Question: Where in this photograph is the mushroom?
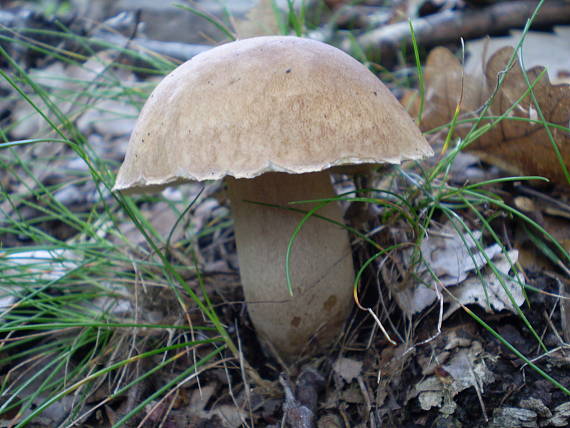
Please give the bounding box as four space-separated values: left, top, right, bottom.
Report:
113 36 432 358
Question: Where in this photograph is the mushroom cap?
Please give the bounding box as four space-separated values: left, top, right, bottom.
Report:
113 36 433 193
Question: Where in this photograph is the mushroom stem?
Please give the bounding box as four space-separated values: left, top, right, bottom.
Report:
227 171 355 358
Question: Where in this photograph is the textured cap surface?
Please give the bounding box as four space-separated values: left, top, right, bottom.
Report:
114 36 432 193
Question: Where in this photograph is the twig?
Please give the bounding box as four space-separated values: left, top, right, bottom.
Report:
0 8 211 64
279 373 316 428
93 33 211 62
349 0 570 67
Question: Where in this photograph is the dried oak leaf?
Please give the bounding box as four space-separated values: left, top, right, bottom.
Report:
405 46 570 186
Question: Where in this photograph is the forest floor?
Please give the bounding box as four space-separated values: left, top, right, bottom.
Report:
1 0 569 427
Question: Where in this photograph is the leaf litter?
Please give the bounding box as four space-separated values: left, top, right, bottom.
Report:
404 44 570 186
390 221 525 317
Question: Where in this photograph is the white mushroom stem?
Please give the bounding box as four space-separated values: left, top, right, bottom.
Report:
226 171 355 358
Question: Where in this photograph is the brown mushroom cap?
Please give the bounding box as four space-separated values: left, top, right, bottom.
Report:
113 36 432 194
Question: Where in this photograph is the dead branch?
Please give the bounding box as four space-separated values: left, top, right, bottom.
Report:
0 9 211 66
92 33 211 63
350 0 570 67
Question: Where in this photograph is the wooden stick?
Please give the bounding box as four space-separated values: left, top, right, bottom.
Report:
350 1 570 67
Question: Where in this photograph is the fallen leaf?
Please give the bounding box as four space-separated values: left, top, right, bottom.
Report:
211 405 248 428
445 250 525 317
186 383 246 428
415 342 494 416
405 46 570 186
490 407 538 428
419 226 502 286
392 222 518 316
545 402 570 427
333 357 363 384
478 48 570 185
2 248 78 281
465 27 570 85
519 398 552 419
1 249 80 313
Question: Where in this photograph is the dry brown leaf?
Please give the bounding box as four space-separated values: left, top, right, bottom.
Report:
478 48 570 184
417 47 486 131
406 46 570 186
465 28 570 85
